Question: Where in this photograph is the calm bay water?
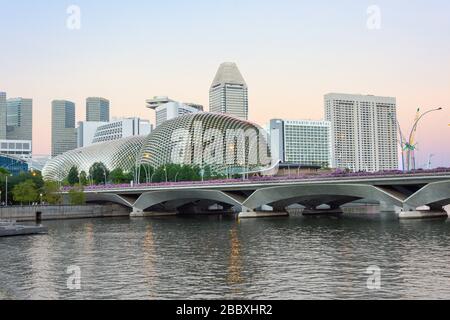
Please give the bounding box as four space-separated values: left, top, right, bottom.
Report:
1 213 450 300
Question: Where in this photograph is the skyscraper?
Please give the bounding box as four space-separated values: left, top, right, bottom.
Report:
86 97 110 122
6 98 33 141
209 62 248 120
0 92 7 139
324 93 398 172
52 100 77 157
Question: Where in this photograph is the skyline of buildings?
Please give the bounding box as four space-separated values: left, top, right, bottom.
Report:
0 62 446 174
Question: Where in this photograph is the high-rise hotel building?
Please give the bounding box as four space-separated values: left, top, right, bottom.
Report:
324 93 398 172
269 119 332 168
209 62 248 120
52 100 77 157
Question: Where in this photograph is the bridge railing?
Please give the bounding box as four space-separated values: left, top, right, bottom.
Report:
59 167 450 192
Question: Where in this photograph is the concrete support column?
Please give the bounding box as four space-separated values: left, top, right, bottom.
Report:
130 207 144 218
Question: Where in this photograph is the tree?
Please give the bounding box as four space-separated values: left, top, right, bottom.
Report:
68 184 86 205
0 168 10 175
67 166 79 186
89 162 109 185
110 168 126 184
42 180 62 205
79 171 88 186
12 180 38 205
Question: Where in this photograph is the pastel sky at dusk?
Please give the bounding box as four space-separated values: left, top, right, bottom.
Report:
1 0 449 167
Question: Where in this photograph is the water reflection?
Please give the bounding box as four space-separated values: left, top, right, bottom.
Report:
227 227 243 287
0 214 450 299
143 224 156 300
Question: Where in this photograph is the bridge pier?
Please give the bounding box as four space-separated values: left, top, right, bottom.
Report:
238 206 289 219
398 204 448 220
130 208 177 218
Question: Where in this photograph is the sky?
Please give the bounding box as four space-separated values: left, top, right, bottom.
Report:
0 0 449 167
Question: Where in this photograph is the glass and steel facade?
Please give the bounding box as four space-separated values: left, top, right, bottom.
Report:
86 97 110 122
137 113 271 175
52 100 77 157
0 154 29 176
43 136 145 182
43 113 272 182
6 98 33 141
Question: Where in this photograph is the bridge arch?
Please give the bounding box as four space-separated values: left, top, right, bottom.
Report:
404 180 450 209
242 184 404 211
84 193 134 208
133 190 244 212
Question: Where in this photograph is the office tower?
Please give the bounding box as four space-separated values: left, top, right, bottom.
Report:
52 100 77 157
6 98 33 141
146 97 203 127
86 97 110 122
0 92 7 139
209 62 248 120
77 117 152 147
324 93 398 172
269 119 332 167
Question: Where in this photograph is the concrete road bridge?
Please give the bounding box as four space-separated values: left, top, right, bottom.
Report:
65 172 450 218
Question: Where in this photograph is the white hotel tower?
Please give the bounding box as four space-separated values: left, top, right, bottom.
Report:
325 93 398 172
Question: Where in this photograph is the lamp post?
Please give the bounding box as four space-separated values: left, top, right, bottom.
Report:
405 107 442 171
40 193 43 205
5 174 12 207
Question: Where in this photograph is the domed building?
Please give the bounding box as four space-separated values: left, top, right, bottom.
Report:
42 136 145 182
42 113 272 182
136 113 272 177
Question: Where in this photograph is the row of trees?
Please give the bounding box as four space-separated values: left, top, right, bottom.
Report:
0 170 85 206
64 162 226 186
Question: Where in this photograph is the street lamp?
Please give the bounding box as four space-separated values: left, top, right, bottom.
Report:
405 107 443 171
5 174 12 207
40 193 43 205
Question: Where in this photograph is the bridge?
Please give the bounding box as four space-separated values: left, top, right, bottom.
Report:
64 171 450 218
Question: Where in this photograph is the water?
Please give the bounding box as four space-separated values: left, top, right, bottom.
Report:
1 213 450 300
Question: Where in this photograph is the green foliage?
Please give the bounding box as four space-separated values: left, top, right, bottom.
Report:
89 162 109 185
139 164 224 183
68 184 86 205
79 171 88 186
1 171 44 205
109 168 132 184
136 165 154 183
67 166 80 186
42 180 62 205
12 180 38 204
0 168 10 175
